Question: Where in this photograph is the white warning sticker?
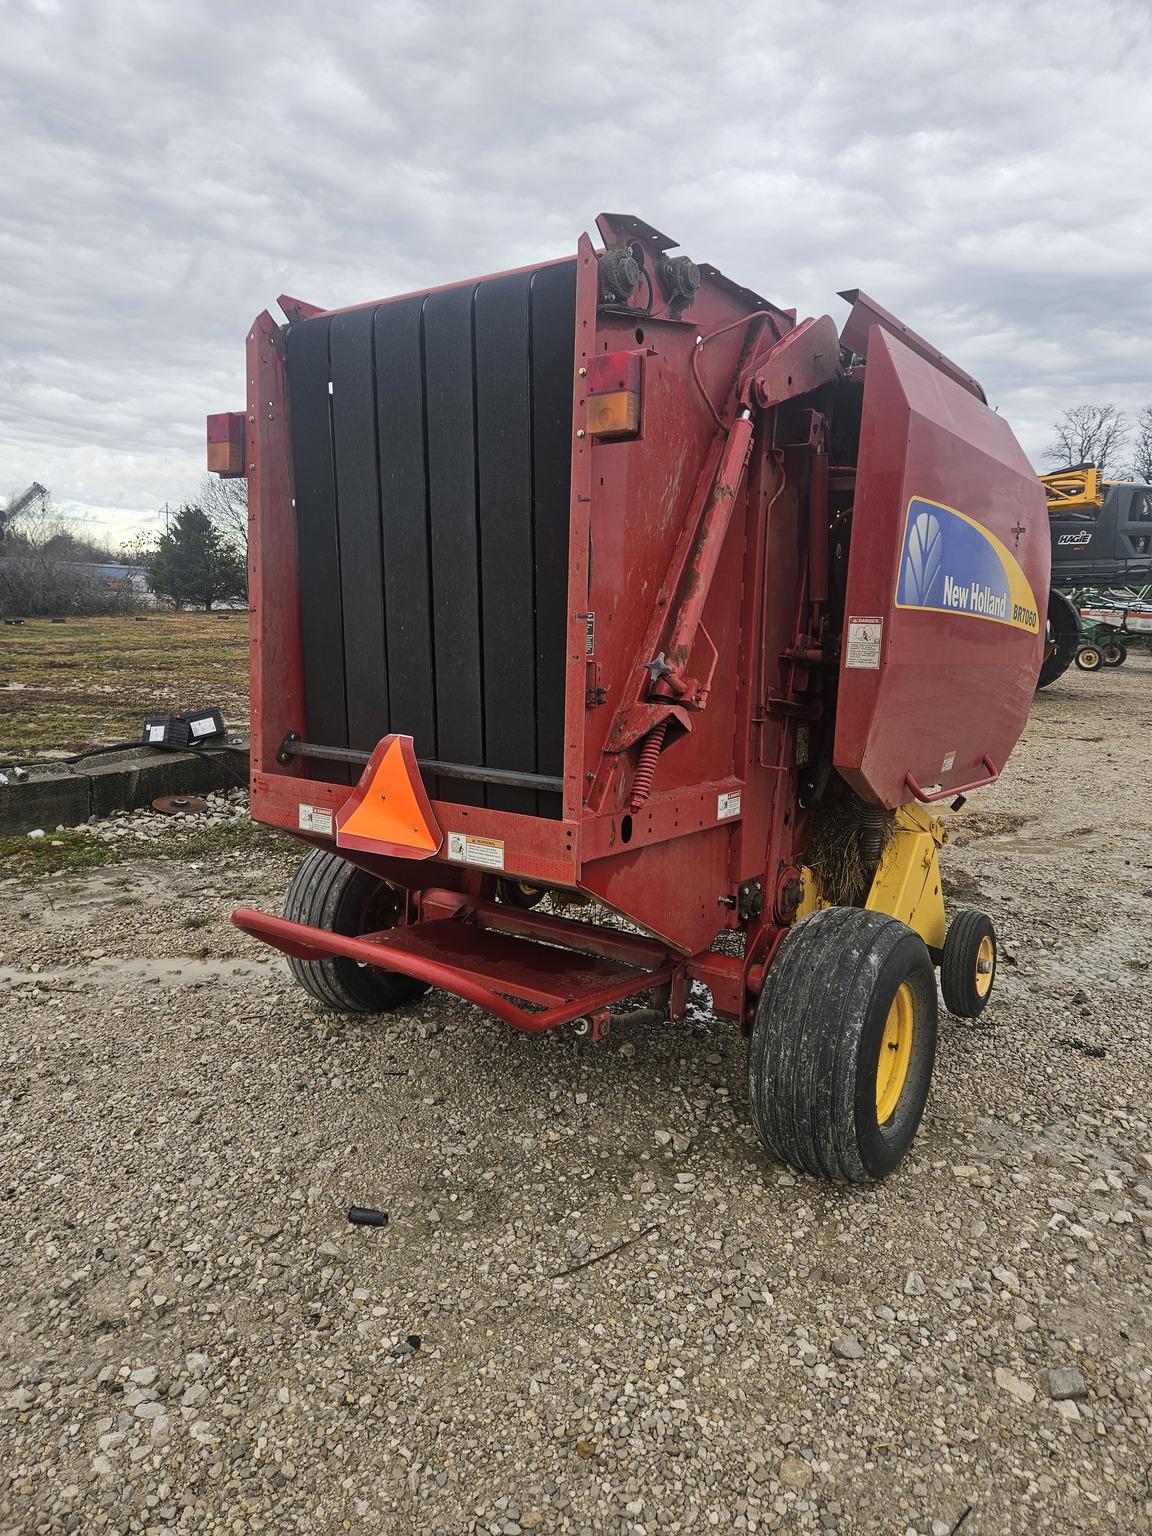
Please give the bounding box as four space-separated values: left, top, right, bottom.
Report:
446 831 505 869
845 616 883 670
717 790 742 820
147 724 166 743
189 716 217 738
941 750 956 774
298 803 334 836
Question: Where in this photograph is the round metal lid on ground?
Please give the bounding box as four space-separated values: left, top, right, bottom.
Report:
151 794 210 815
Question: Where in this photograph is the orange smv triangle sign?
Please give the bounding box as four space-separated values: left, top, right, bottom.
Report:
335 735 442 859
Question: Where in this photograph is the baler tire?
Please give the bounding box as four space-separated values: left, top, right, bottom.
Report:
1037 590 1080 690
1102 641 1127 667
283 848 430 1013
1075 644 1103 672
940 910 997 1018
748 907 938 1183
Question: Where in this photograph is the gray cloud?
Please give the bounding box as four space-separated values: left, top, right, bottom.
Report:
2 0 1150 541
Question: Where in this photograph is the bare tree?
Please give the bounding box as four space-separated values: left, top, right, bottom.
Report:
1045 404 1130 478
1127 405 1152 485
197 473 248 557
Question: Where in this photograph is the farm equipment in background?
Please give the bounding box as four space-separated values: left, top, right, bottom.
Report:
1037 468 1152 687
212 212 1049 1182
1069 587 1152 671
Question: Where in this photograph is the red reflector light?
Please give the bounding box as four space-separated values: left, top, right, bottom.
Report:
586 350 643 395
586 350 642 439
207 412 246 477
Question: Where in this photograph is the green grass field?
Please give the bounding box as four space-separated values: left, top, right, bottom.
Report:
0 612 249 758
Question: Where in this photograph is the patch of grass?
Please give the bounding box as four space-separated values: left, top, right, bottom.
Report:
0 613 248 757
0 819 282 882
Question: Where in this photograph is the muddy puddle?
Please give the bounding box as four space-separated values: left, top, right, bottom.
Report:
0 955 277 989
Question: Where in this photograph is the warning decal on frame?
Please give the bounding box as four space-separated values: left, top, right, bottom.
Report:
717 790 742 820
298 803 334 836
446 831 505 870
845 616 883 670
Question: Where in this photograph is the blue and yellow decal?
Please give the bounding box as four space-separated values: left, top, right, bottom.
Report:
895 497 1040 634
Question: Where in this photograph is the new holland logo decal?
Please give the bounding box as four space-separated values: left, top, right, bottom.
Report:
896 497 1040 633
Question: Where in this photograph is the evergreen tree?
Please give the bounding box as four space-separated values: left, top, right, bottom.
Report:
147 504 246 611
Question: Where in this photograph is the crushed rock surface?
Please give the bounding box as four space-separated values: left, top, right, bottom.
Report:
1 659 1150 1535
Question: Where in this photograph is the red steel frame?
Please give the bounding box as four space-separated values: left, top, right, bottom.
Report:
228 212 1048 1035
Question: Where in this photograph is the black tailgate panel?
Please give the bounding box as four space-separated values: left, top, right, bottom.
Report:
284 260 576 817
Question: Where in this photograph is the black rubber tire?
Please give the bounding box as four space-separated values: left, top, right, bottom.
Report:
940 909 997 1018
495 879 547 910
1075 644 1103 671
1037 590 1080 689
748 907 938 1182
1102 641 1127 667
283 848 430 1012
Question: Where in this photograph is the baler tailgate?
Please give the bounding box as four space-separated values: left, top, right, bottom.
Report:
232 907 673 1032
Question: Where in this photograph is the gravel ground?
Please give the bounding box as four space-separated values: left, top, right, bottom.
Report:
1 658 1150 1536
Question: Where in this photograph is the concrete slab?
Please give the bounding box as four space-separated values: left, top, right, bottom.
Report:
0 746 250 836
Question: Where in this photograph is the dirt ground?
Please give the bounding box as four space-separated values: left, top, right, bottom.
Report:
0 614 248 758
1 656 1150 1536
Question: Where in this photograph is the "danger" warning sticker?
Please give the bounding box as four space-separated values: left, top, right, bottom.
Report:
298 804 334 836
845 616 883 670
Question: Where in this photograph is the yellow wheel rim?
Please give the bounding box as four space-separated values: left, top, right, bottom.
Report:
876 982 914 1123
975 934 994 998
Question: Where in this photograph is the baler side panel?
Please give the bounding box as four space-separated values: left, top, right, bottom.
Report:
834 329 1050 808
579 311 764 782
247 314 305 781
575 279 792 954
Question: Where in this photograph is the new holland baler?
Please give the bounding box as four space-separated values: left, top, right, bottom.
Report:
214 213 1049 1182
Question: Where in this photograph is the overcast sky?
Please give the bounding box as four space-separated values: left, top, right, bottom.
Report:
2 0 1150 545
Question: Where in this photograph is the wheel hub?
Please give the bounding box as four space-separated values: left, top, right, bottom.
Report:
975 934 995 997
876 982 914 1123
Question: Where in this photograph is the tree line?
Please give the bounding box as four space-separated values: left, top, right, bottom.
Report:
3 401 1150 620
0 477 247 618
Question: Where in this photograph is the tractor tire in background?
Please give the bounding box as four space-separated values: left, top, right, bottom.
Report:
748 907 938 1182
282 848 431 1012
1075 644 1103 672
1102 641 1128 667
940 910 997 1018
1037 590 1080 689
